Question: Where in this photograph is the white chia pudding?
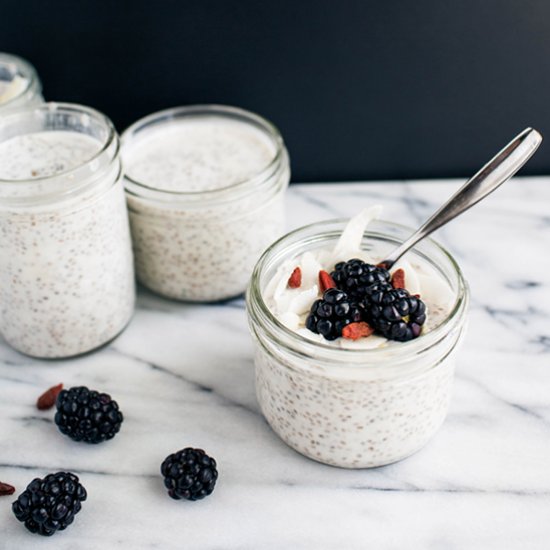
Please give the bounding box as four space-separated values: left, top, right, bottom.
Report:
246 208 469 468
122 105 290 302
0 103 135 358
0 53 42 114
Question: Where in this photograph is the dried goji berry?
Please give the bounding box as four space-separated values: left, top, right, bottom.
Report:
37 383 63 410
318 270 336 293
0 482 15 496
287 267 302 288
391 268 406 289
342 322 374 340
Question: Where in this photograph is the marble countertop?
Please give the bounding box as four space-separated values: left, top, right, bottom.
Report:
2 179 550 549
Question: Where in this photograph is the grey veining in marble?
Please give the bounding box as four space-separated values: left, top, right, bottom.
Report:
1 179 550 549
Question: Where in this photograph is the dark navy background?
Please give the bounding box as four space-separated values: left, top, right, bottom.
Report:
2 0 550 181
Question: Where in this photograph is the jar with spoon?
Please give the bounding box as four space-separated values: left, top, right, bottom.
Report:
246 128 541 467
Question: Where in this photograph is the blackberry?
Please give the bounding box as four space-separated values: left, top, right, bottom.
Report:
331 258 391 301
12 472 86 536
54 386 123 444
161 448 218 501
366 287 427 342
306 288 363 341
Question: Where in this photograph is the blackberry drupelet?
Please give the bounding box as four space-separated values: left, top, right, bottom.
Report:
331 258 391 301
366 287 427 342
161 448 218 501
306 288 363 340
54 386 123 444
12 472 87 536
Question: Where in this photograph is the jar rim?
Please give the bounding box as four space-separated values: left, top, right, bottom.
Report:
246 217 469 368
0 53 41 109
0 102 118 206
121 104 287 204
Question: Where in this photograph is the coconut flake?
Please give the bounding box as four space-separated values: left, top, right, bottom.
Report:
296 327 326 344
331 205 383 264
339 333 388 350
300 251 323 288
415 264 455 312
279 312 301 330
288 285 319 315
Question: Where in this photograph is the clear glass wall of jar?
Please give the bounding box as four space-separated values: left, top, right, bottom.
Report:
246 219 469 468
122 105 290 302
0 103 135 358
0 53 43 114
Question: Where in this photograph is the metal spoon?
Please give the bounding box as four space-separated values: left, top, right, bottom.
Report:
380 127 543 269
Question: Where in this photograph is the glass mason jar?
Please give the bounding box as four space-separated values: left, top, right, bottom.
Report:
0 103 135 358
122 105 290 302
246 219 469 468
0 53 43 114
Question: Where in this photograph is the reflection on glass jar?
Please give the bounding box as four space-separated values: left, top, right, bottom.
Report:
0 53 43 114
246 219 469 468
0 103 135 358
122 105 290 302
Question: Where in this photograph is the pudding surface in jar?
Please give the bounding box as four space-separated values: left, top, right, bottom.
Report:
0 131 99 179
122 105 290 302
0 104 135 358
123 117 277 192
247 208 469 468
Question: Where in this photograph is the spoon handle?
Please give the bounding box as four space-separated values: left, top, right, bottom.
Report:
382 127 543 268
